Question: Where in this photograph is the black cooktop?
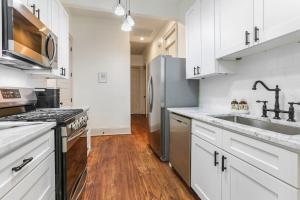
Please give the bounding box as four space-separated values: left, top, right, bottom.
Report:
0 109 84 123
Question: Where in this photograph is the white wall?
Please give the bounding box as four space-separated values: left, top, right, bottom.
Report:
70 14 131 135
199 43 300 120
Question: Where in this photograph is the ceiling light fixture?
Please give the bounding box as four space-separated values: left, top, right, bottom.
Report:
113 0 125 16
140 37 145 41
121 17 132 32
126 0 135 27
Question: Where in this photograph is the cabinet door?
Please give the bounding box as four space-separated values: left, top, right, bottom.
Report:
200 0 216 76
222 151 299 200
191 135 222 200
2 153 55 200
254 0 300 44
60 8 69 79
185 0 201 79
50 0 60 36
215 0 254 58
36 0 51 28
0 0 2 58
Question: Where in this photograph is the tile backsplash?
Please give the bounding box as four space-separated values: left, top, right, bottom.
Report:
199 43 300 120
0 65 46 88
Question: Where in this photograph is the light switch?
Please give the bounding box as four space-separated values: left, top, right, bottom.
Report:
98 72 107 83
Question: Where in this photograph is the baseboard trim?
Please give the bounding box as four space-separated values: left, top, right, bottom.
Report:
91 127 131 136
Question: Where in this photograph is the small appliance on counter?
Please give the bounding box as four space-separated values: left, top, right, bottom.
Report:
35 88 60 108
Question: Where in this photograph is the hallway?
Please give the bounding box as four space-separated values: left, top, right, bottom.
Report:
82 115 197 200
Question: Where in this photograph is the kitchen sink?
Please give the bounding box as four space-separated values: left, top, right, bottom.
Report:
215 116 300 135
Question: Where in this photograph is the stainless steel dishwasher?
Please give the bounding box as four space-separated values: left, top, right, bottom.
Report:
169 113 191 186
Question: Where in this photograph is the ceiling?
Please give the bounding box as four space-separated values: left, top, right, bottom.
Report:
130 15 167 55
68 7 168 55
62 0 188 20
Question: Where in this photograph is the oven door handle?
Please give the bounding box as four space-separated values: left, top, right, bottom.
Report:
68 127 87 142
62 127 88 153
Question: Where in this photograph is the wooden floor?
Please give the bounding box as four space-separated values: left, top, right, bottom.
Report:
82 114 198 200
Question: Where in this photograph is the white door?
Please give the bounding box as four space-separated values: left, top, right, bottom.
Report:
191 135 222 200
131 66 146 114
185 0 201 79
215 0 254 58
254 0 300 44
222 151 299 200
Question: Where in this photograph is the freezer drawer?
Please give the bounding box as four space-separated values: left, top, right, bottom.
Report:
169 113 191 186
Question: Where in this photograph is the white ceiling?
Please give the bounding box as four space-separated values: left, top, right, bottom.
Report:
62 0 190 20
68 7 168 55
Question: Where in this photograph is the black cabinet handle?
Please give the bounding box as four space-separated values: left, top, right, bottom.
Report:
245 31 250 45
222 155 227 172
60 68 64 76
30 4 36 15
194 67 196 76
254 26 260 42
197 66 200 75
214 151 219 166
12 157 33 172
36 8 40 19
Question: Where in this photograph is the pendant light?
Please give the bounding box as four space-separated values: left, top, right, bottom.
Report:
126 0 135 26
114 0 125 16
121 17 132 32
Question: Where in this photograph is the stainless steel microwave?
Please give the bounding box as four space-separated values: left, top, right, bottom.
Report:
1 0 58 70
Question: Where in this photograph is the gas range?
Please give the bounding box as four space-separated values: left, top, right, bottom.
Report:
0 88 88 200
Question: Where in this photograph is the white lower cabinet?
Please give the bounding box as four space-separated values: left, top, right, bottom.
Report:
2 153 55 200
222 151 299 200
191 135 221 200
191 124 300 200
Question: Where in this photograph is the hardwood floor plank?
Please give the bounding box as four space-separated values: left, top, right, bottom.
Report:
82 115 198 200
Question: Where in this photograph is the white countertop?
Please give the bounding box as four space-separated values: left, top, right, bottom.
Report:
168 107 300 153
0 122 56 158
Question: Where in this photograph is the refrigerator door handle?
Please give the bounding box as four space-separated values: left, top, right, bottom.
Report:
150 76 154 113
148 76 154 113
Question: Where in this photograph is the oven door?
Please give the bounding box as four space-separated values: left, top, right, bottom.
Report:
1 0 58 69
63 127 88 200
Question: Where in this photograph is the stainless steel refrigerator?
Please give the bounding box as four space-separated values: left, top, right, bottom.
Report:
147 56 199 161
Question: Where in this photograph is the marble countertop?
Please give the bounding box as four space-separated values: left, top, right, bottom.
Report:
168 107 300 153
0 122 56 158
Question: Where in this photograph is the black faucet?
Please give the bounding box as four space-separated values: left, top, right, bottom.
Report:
252 80 299 121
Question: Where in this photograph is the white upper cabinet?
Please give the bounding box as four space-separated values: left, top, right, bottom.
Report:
215 0 254 58
0 0 2 58
185 0 235 79
36 0 51 28
185 0 201 79
254 0 300 43
216 0 300 59
58 8 70 79
50 0 60 36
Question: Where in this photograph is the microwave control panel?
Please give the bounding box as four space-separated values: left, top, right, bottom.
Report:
1 89 21 99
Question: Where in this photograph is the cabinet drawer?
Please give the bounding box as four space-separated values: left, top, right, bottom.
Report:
192 120 222 147
222 130 300 188
0 130 54 198
2 153 55 200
